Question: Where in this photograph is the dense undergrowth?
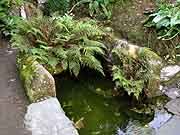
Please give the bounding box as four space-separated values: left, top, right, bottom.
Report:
0 0 22 36
144 0 180 58
44 0 115 19
111 47 152 99
12 15 106 76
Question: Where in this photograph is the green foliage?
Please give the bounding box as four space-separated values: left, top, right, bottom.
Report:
85 0 115 19
44 0 70 15
0 0 10 32
111 47 152 99
18 55 37 82
11 15 106 76
46 0 115 19
0 0 8 19
144 1 180 40
144 1 180 59
0 0 22 36
112 65 144 99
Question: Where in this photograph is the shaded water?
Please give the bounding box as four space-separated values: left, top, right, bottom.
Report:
55 72 131 135
55 71 172 135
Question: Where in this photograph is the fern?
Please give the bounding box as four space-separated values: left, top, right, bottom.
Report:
12 14 106 76
112 65 144 99
81 54 104 75
111 47 152 99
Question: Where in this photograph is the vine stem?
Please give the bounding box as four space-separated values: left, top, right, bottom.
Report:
68 0 90 14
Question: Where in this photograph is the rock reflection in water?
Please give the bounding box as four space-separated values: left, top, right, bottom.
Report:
149 109 172 130
118 120 155 135
116 109 172 135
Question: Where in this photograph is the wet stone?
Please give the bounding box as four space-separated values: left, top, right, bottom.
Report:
161 65 180 82
148 109 172 130
157 115 180 135
117 120 155 135
165 98 180 116
163 88 180 99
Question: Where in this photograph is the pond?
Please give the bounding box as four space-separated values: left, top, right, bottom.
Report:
55 71 153 135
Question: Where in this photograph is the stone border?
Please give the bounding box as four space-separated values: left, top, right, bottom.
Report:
18 57 79 135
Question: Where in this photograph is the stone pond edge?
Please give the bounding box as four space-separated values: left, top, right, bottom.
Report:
17 57 79 135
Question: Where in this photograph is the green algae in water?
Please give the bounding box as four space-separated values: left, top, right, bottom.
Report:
56 73 130 135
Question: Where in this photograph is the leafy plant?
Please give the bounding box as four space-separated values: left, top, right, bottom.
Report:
0 0 22 36
0 0 10 30
12 15 106 76
18 55 37 84
111 47 152 99
43 0 115 19
44 0 70 15
112 65 144 99
144 1 180 40
77 0 115 19
144 1 180 59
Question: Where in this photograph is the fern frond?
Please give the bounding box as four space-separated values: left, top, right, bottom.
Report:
81 54 104 75
66 47 81 76
53 47 67 60
112 65 144 99
69 60 81 77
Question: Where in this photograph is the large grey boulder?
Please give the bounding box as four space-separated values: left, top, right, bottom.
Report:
24 97 79 135
19 57 56 102
160 65 180 99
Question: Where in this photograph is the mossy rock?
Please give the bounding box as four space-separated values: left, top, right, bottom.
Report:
112 39 162 98
18 56 56 103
